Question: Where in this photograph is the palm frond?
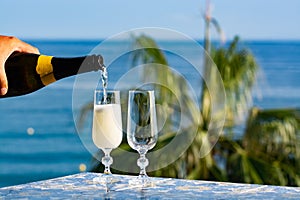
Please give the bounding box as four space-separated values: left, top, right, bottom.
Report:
211 36 259 126
242 107 300 186
244 107 300 161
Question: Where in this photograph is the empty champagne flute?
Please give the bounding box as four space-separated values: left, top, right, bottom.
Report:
92 90 123 185
127 90 158 187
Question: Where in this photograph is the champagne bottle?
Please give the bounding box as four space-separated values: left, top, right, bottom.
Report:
1 53 103 98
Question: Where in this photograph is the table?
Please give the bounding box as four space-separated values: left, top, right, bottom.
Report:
0 172 299 199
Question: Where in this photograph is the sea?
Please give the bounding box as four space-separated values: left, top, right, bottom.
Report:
0 39 299 187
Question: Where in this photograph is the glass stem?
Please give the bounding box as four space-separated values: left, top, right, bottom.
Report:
102 148 113 174
137 148 149 178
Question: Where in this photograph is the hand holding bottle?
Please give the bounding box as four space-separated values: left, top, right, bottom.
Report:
0 35 40 95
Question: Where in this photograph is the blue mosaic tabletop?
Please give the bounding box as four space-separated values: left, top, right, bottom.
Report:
0 172 299 199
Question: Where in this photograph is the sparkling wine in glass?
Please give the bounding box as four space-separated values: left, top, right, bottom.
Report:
92 90 123 184
127 90 158 186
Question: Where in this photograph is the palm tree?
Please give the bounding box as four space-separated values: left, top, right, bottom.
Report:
201 0 258 130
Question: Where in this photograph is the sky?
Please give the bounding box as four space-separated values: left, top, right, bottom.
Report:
1 0 300 40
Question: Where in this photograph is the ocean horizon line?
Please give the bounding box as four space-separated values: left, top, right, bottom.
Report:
22 37 300 43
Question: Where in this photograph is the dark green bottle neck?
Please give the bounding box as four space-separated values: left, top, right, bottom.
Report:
52 54 103 80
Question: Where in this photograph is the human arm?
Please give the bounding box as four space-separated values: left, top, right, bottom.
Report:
0 35 40 95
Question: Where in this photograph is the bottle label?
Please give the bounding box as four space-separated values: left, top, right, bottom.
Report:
36 55 54 77
36 55 56 85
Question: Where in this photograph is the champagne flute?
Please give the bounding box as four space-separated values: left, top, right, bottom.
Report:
92 90 123 184
127 90 158 186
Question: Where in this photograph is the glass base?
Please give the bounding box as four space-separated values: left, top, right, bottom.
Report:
128 175 155 188
93 173 120 192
